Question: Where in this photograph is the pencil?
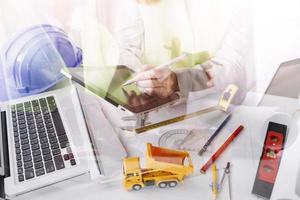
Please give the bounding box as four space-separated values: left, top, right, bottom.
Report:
200 125 244 174
212 164 218 200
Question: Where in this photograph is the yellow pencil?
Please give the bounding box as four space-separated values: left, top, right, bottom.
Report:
212 164 218 200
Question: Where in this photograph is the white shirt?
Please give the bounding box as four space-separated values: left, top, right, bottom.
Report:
137 0 254 102
138 0 240 64
0 0 253 103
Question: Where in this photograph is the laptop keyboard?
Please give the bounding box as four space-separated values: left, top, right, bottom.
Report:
11 96 76 182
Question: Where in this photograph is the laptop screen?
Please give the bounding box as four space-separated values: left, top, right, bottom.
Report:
0 112 4 176
265 58 300 99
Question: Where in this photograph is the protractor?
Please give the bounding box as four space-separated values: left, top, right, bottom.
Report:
158 129 190 150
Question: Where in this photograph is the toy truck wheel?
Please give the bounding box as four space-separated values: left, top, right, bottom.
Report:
132 184 142 191
168 181 178 188
158 182 168 188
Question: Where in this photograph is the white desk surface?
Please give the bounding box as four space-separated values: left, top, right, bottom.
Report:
13 93 300 200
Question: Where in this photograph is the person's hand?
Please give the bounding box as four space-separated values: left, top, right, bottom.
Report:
205 69 214 87
201 61 215 88
132 65 179 98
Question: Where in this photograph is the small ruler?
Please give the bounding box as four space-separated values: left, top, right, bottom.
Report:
134 84 239 134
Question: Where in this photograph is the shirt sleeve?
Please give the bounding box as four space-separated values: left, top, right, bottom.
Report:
175 67 209 98
112 0 145 71
175 2 252 104
210 2 252 104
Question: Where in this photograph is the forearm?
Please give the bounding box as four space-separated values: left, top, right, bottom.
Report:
175 3 251 103
209 4 252 104
175 67 210 98
174 61 247 104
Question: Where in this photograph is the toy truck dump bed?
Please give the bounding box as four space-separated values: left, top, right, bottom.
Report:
123 143 194 191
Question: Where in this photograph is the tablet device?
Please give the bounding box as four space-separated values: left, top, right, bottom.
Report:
61 66 179 114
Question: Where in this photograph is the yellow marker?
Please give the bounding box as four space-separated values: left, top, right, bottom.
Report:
212 164 218 200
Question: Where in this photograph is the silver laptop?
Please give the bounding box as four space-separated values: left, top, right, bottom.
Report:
264 58 300 99
75 84 128 180
0 86 91 198
262 58 300 197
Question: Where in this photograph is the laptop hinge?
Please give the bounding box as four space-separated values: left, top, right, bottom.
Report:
0 111 10 199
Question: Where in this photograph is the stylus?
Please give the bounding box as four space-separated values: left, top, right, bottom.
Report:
122 53 188 86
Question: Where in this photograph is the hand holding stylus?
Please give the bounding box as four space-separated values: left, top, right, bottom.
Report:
122 54 189 97
123 53 215 97
127 65 179 98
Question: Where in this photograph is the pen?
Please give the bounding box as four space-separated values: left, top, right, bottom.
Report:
200 125 244 173
212 164 218 200
122 53 188 86
198 114 231 156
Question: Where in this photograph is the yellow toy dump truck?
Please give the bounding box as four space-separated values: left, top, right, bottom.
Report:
123 143 194 191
